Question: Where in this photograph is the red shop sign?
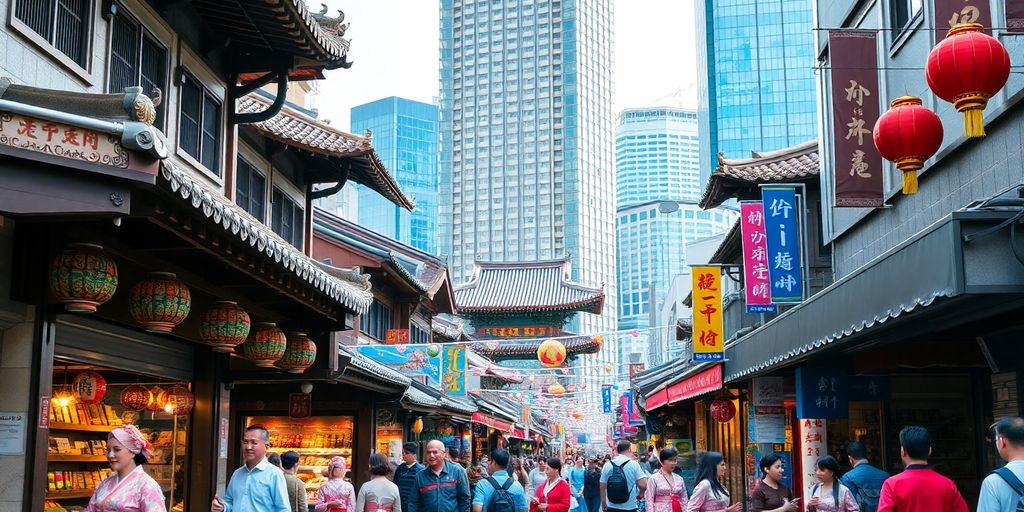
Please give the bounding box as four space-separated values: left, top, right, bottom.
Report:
472 412 513 433
646 389 669 411
667 365 723 404
288 393 311 418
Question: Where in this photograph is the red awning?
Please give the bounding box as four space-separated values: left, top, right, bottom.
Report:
667 365 723 405
472 412 513 432
510 427 528 440
646 389 669 411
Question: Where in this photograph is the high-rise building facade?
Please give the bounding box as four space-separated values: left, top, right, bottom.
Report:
439 0 617 435
350 97 439 254
695 0 817 185
616 108 702 207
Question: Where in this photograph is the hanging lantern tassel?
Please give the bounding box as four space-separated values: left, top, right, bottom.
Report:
926 23 1010 138
873 96 943 195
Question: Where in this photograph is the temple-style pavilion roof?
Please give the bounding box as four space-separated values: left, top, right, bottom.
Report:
240 94 415 210
454 259 605 314
470 334 603 361
700 141 819 209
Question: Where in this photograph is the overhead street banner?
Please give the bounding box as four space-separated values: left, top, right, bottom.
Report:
829 30 883 208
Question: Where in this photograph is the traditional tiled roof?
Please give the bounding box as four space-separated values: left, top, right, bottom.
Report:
700 141 819 209
454 259 604 313
158 162 374 314
470 335 603 360
467 351 524 383
240 95 415 210
402 380 477 415
432 316 468 341
188 0 352 79
340 345 411 385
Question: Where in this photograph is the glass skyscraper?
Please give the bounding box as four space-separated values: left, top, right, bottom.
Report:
695 0 817 186
615 108 737 366
350 97 439 254
440 0 616 434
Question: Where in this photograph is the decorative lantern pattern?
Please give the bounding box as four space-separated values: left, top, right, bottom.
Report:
411 417 424 435
709 399 737 423
926 23 1010 138
49 243 118 313
119 384 153 411
276 332 317 373
873 97 944 194
147 386 166 412
129 272 191 333
200 301 251 352
547 383 566 395
536 339 567 368
240 323 287 368
71 371 107 405
161 385 195 416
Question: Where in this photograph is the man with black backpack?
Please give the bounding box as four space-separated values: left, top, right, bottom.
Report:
600 441 647 512
474 448 529 512
979 416 1024 512
840 440 889 512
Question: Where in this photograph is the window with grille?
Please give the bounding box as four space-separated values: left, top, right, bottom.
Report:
235 157 267 221
108 10 167 128
271 187 304 249
360 300 393 341
178 73 221 173
15 0 92 69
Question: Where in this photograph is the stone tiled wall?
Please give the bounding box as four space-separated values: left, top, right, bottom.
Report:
832 99 1024 277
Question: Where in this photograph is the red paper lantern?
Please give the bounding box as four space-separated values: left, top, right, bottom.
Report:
161 385 194 416
119 384 153 411
199 301 251 352
129 272 191 333
275 331 317 373
709 399 736 423
147 386 166 412
873 96 944 195
239 323 287 368
71 371 107 405
926 23 1010 138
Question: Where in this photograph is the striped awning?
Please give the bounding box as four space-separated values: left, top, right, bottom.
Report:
454 259 604 313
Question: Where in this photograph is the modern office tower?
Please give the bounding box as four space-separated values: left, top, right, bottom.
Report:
616 108 702 207
695 0 817 185
440 0 617 435
350 97 439 254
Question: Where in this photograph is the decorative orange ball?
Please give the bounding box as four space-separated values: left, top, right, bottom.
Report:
537 339 567 368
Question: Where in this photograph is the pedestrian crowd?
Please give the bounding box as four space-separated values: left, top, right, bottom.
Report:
73 415 1024 511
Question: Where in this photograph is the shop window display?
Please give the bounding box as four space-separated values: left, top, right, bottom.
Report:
245 415 355 505
45 363 190 512
376 409 404 462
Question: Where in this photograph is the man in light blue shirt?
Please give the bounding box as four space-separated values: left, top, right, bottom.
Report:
979 416 1024 512
473 448 528 512
599 441 647 512
212 424 290 512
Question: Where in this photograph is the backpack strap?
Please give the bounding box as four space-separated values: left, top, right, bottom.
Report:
995 467 1024 496
501 477 515 490
486 476 502 490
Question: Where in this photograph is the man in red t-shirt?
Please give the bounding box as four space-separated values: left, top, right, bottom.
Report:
878 426 968 512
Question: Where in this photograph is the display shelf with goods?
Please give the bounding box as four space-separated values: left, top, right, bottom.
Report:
47 364 191 510
246 415 355 503
375 408 404 462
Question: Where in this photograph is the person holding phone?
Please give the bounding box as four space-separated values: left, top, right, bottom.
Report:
805 456 858 512
530 458 572 512
749 454 798 512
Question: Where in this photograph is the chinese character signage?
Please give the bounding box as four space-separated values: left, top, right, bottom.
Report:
474 326 560 337
1010 0 1024 32
601 384 613 413
740 201 777 314
799 419 828 493
796 368 848 419
829 30 883 208
750 377 786 443
691 266 724 362
442 344 467 396
620 394 630 425
385 329 410 345
667 365 723 404
934 0 991 42
626 390 644 426
355 345 441 387
628 363 646 380
761 187 803 303
288 393 311 418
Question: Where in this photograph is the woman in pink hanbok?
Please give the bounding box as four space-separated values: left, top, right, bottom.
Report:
644 447 688 512
86 425 166 512
684 452 741 512
316 456 357 512
805 456 859 512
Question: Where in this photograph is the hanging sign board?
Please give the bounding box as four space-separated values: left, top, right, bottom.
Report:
740 201 776 313
691 267 724 361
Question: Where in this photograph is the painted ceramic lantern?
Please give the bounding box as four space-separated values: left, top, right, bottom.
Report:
71 371 107 405
240 323 287 368
275 332 317 373
119 384 153 411
536 339 567 368
161 385 195 416
710 399 737 423
49 243 118 313
129 272 191 333
199 301 251 352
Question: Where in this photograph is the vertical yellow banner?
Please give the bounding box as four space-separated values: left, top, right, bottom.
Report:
691 266 724 362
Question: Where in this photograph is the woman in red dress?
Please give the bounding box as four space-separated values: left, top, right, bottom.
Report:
530 457 572 512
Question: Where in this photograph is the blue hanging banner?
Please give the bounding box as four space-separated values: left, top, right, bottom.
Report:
796 368 849 419
601 385 613 413
761 186 803 304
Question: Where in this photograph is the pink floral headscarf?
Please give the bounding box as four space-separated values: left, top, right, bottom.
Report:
328 456 347 479
109 425 153 460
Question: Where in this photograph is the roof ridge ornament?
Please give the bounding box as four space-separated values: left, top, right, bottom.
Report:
313 4 349 38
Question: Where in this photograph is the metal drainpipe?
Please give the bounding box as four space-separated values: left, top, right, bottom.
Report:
231 71 289 125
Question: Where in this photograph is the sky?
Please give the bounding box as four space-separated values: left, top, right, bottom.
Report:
314 0 698 130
